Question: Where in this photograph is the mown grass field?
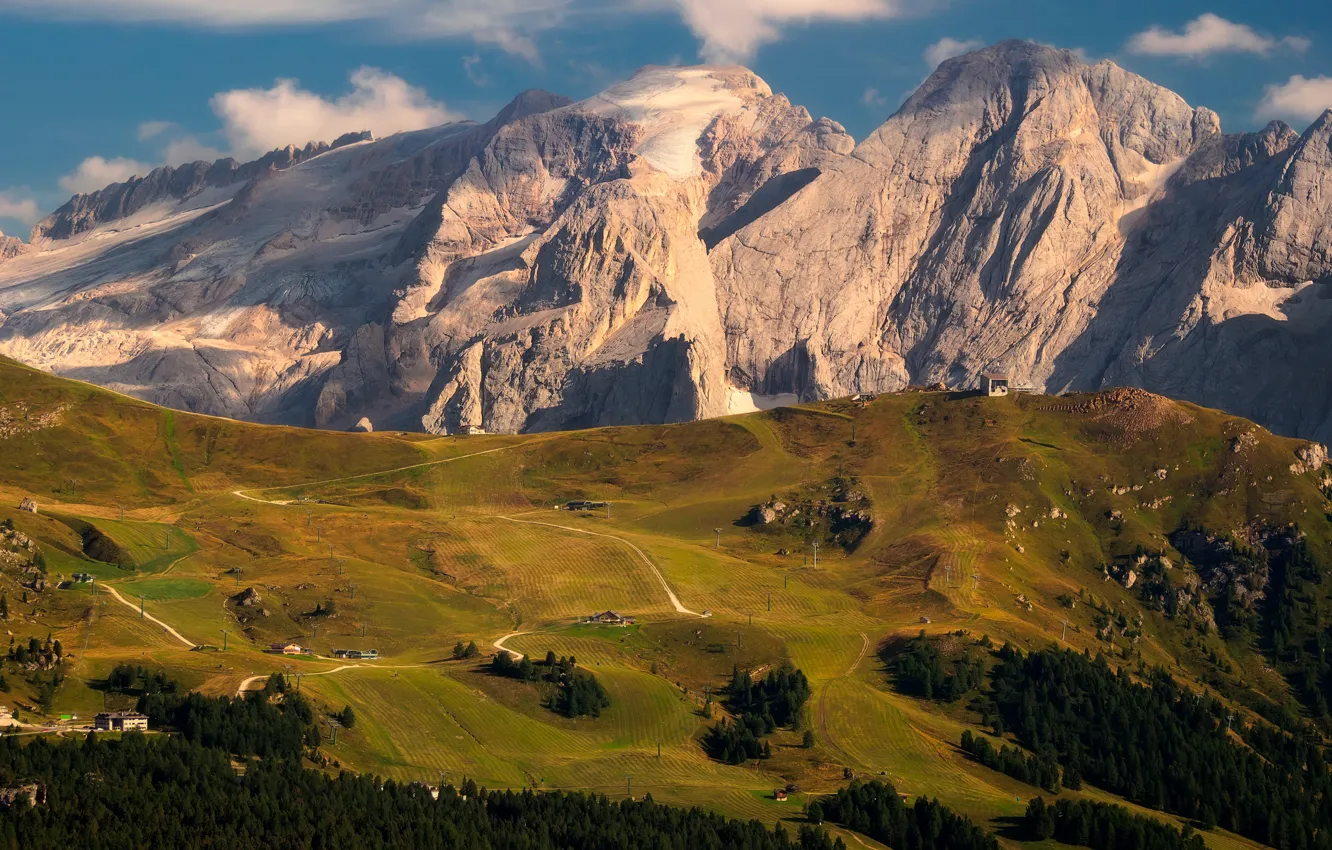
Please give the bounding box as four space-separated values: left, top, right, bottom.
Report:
0 356 1318 849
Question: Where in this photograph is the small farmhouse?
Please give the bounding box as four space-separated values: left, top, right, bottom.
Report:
981 374 1009 397
586 610 635 626
774 789 789 801
94 711 148 732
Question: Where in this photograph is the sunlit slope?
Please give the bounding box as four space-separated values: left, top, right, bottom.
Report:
0 355 452 504
0 361 1323 850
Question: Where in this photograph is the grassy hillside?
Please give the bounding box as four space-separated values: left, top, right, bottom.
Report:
3 356 1330 849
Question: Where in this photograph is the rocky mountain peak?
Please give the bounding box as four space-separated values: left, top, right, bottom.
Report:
492 89 574 126
6 44 1332 443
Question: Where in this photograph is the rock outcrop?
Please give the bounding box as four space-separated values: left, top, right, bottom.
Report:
4 44 1332 440
0 233 24 264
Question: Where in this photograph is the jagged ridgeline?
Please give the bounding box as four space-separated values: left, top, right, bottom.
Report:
6 355 1332 847
3 42 1332 446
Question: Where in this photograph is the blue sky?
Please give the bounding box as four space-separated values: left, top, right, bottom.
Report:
1 0 1330 237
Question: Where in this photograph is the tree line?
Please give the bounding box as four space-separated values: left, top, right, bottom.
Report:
890 634 984 702
984 644 1332 849
136 684 317 759
958 730 1062 793
0 729 850 850
489 651 611 718
815 780 996 850
705 662 811 764
1024 797 1206 850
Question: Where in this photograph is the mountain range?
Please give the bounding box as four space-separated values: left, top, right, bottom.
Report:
1 41 1329 439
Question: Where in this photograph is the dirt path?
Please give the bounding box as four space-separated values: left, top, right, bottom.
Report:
817 631 871 769
500 516 703 617
235 674 267 697
492 631 528 660
99 582 197 649
235 663 427 697
846 631 870 676
232 444 521 505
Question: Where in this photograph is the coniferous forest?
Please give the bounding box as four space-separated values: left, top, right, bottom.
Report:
983 645 1332 849
0 732 850 850
1023 797 1206 850
818 780 997 850
705 662 812 764
0 684 852 850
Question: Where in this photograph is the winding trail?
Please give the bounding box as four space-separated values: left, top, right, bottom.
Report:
492 631 529 660
500 516 703 617
105 437 709 701
232 444 520 505
99 582 197 649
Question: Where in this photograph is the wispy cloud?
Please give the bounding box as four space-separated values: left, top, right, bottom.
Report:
54 67 456 200
462 53 489 87
0 190 41 226
161 136 228 167
211 67 459 160
58 155 153 194
0 0 923 65
0 0 566 62
1126 13 1310 60
862 87 887 107
923 36 981 68
1256 75 1332 125
136 120 175 140
670 0 909 63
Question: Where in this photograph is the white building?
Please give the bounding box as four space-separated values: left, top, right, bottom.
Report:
94 711 148 732
981 374 1010 397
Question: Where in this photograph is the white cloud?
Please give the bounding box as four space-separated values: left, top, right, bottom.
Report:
1126 13 1310 60
58 156 153 194
136 120 175 140
862 87 887 107
47 67 456 200
0 0 564 62
210 67 460 160
0 0 928 65
462 53 489 87
162 136 228 166
923 36 981 68
0 0 373 26
669 0 907 63
0 190 41 225
1256 75 1332 124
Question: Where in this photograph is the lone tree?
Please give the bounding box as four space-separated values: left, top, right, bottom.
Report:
338 705 356 729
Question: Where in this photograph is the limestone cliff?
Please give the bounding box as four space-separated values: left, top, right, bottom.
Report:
4 45 1332 440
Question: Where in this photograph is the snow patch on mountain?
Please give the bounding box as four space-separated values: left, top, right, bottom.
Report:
578 66 756 179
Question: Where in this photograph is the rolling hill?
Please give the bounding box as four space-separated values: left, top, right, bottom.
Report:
2 354 1330 847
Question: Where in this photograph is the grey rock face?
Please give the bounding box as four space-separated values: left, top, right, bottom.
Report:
4 44 1332 441
0 234 23 264
713 41 1332 440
